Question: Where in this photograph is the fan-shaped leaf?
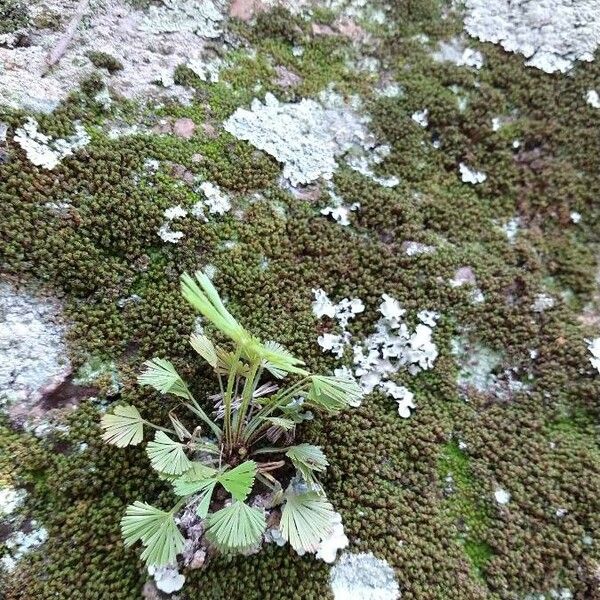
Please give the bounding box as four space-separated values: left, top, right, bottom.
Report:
218 460 256 502
263 417 296 430
172 462 218 496
190 334 218 368
146 431 192 475
260 340 307 377
121 502 184 567
286 444 328 485
195 481 217 518
280 489 335 553
138 358 190 399
205 501 266 552
101 404 144 447
307 375 363 412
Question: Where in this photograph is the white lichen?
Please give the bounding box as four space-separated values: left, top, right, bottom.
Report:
330 552 400 600
312 289 364 328
464 0 600 74
531 293 555 313
139 0 224 37
148 565 186 594
0 487 27 517
14 118 90 170
411 109 429 127
315 512 349 563
459 162 487 184
432 38 485 68
586 90 600 109
494 487 511 505
157 205 188 244
224 92 383 186
315 291 439 417
587 338 600 374
402 241 435 256
1 523 48 572
193 182 232 219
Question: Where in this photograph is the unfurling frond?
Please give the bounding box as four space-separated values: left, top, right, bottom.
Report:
101 404 144 447
205 501 266 552
190 334 218 368
121 502 184 567
181 272 247 344
307 375 363 412
280 489 335 553
146 431 192 475
286 444 328 485
138 358 191 399
218 460 256 502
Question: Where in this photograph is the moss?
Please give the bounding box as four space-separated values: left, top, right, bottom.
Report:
0 0 28 34
86 51 124 74
1 1 600 598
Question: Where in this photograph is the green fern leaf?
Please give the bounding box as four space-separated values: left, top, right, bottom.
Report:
189 334 218 367
263 417 296 430
218 460 257 502
307 375 362 412
280 489 335 553
172 463 218 496
146 431 192 475
121 502 184 567
286 444 328 485
205 501 266 552
138 358 190 399
101 404 144 447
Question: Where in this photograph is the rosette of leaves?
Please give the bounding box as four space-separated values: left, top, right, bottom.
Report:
101 271 362 569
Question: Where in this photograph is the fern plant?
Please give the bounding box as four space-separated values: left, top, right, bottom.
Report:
101 271 362 571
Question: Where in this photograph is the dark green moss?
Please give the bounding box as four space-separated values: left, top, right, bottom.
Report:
86 51 124 74
1 1 600 598
0 0 28 34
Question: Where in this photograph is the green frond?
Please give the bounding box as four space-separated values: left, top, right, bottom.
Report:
280 489 335 553
218 460 257 502
259 340 307 377
263 416 296 430
121 502 184 567
101 404 144 447
190 334 218 368
172 462 218 496
195 481 218 518
205 501 266 553
181 272 247 344
307 375 363 412
286 444 328 485
138 358 191 399
146 431 192 475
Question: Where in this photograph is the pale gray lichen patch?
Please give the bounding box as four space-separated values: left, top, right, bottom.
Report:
330 551 400 600
432 37 484 69
0 0 227 112
0 522 49 573
0 283 71 413
223 92 380 186
14 118 90 170
139 0 225 36
464 0 600 73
